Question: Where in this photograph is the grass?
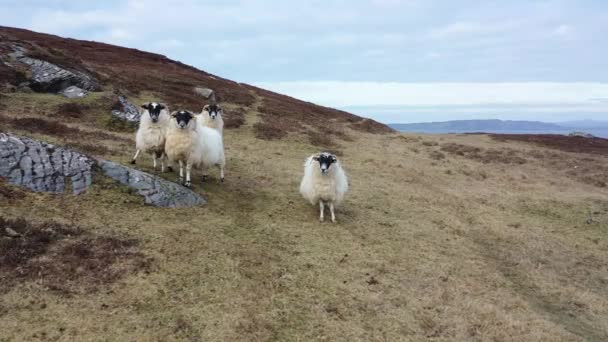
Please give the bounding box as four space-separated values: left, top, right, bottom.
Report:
2 98 608 341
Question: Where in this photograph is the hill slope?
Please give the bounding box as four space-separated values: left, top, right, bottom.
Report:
0 26 391 145
390 119 567 132
1 27 608 341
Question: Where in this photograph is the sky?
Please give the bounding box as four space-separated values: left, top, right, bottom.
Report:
1 0 607 123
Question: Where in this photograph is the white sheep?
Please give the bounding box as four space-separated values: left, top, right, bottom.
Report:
164 110 200 187
194 119 226 182
131 102 170 171
299 152 348 223
199 104 224 134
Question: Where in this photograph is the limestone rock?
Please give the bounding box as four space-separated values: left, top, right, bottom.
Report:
0 133 205 207
111 95 141 123
60 86 87 98
97 159 206 208
0 133 93 194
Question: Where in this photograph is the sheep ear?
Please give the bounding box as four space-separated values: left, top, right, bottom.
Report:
203 104 210 111
313 156 320 161
158 103 166 110
170 111 178 117
141 103 149 110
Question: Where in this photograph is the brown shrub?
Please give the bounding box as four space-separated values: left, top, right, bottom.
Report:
53 102 86 118
64 141 111 156
441 143 526 164
0 217 152 295
253 120 289 140
429 151 446 160
1 114 127 142
224 107 246 129
307 131 336 149
490 134 608 156
0 177 25 200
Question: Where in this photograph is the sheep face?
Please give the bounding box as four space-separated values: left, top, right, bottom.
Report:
204 104 222 120
313 152 337 174
172 110 195 129
141 102 166 123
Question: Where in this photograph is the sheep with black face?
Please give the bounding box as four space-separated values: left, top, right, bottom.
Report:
164 110 200 187
199 103 224 134
299 152 349 223
131 102 170 171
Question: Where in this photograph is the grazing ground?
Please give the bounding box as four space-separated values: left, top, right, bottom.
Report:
1 26 608 341
2 91 608 341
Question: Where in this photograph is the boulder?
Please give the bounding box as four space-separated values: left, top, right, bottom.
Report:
111 95 141 123
17 56 100 93
0 133 205 207
2 43 100 93
194 87 214 98
0 133 93 194
97 160 206 207
60 85 88 98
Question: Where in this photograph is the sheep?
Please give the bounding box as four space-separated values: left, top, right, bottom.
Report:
194 119 226 182
199 103 224 134
131 102 170 171
164 110 200 187
299 152 348 223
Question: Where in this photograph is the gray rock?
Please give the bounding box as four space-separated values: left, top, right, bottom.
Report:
17 56 100 93
0 133 205 207
60 85 88 98
111 95 141 123
0 133 93 194
194 87 214 98
2 43 100 93
96 159 206 207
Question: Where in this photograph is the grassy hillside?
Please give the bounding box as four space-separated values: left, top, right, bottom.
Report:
1 28 608 341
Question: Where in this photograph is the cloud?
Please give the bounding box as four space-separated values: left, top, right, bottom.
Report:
255 81 608 107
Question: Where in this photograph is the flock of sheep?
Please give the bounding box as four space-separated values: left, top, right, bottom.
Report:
131 101 349 222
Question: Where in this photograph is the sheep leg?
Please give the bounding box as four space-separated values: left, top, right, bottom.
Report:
201 163 209 182
219 164 225 182
160 154 165 173
329 202 336 223
131 149 141 164
152 155 157 170
185 162 192 188
319 201 325 222
178 160 184 184
166 158 173 172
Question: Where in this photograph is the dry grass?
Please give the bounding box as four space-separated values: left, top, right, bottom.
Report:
0 216 152 296
2 112 608 341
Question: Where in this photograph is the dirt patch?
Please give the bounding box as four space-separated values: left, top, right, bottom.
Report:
0 217 152 295
440 143 527 164
490 134 608 156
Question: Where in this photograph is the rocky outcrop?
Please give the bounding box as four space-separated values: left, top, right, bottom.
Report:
111 95 141 123
0 133 205 207
4 43 100 93
97 160 206 207
18 56 100 93
0 133 94 194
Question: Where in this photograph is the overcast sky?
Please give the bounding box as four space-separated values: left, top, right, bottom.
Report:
1 0 607 123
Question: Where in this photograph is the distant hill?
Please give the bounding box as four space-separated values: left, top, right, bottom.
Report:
389 119 567 132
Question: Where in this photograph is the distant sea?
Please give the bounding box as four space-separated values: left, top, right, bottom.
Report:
390 127 608 138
